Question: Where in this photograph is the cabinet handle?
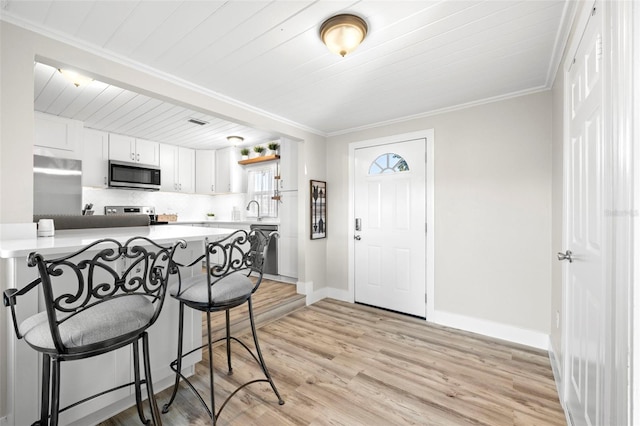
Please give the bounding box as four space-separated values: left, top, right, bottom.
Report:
174 183 177 190
179 183 182 191
131 153 135 160
136 153 140 162
104 176 107 185
211 185 214 192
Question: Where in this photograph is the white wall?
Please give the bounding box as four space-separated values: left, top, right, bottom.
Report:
328 91 553 336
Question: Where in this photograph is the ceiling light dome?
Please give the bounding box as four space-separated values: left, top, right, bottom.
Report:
320 14 368 57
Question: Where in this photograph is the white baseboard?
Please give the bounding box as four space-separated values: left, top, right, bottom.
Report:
327 288 351 302
296 280 308 296
431 309 549 350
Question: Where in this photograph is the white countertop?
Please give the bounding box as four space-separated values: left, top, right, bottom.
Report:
0 224 238 258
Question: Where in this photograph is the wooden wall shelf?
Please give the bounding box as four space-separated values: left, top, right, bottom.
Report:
238 154 280 165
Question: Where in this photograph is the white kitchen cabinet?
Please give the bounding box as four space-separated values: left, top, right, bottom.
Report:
215 146 246 193
34 112 82 159
109 134 160 166
81 128 109 188
195 149 216 194
278 138 298 191
160 144 195 193
278 191 298 278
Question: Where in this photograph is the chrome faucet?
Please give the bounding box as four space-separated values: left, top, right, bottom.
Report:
246 200 261 221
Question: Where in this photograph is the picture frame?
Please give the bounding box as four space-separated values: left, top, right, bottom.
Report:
310 180 327 239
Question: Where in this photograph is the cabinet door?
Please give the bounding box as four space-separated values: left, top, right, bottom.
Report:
159 143 177 192
279 138 298 191
135 138 160 166
277 191 298 278
109 133 136 162
82 128 109 187
177 147 195 193
215 147 231 193
215 147 246 193
34 112 82 156
195 150 216 194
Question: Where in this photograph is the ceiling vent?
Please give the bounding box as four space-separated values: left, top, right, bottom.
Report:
188 118 208 126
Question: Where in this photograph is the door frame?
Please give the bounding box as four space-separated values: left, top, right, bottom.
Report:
560 1 636 424
347 129 435 319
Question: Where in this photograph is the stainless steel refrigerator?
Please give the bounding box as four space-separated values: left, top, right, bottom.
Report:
33 155 82 215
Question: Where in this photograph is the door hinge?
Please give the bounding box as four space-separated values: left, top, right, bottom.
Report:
425 293 428 303
425 223 428 233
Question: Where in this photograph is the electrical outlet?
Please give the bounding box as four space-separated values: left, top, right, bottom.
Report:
555 311 560 329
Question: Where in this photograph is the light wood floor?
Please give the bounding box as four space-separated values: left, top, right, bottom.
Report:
101 289 566 425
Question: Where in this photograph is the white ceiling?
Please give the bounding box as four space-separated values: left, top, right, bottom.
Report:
3 0 570 147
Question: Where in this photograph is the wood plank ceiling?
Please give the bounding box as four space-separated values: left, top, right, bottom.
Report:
3 0 569 149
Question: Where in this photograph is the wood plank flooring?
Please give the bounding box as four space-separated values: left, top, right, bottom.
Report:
101 295 566 426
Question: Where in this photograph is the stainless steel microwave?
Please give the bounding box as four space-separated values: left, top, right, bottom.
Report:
108 160 161 191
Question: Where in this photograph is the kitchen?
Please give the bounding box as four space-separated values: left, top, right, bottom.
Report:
32 63 300 279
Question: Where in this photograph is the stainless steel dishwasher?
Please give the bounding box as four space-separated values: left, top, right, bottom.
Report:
250 224 278 275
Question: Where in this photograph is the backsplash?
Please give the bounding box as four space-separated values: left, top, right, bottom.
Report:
82 187 249 222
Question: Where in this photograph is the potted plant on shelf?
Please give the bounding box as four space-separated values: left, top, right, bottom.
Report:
267 142 280 156
206 213 216 221
240 148 250 160
253 145 266 157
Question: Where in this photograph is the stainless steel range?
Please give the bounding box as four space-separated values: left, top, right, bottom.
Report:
104 205 166 224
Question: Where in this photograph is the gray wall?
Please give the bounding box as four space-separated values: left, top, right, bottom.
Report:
328 91 553 334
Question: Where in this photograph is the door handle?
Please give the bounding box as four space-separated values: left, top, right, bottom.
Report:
557 250 573 263
354 235 361 241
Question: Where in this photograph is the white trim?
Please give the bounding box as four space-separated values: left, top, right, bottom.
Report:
347 130 435 319
431 310 549 350
296 280 307 296
545 0 580 86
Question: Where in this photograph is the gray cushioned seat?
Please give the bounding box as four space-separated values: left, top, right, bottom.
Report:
169 273 254 305
19 295 154 350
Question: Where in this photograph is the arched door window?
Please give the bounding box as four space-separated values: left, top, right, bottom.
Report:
368 153 409 174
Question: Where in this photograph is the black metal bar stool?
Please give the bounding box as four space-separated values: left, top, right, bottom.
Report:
3 236 185 426
162 229 284 424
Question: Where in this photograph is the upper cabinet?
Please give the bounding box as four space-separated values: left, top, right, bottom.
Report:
82 128 109 188
216 147 245 194
279 138 298 191
195 147 246 195
109 134 160 166
34 112 83 159
195 150 216 194
160 144 195 193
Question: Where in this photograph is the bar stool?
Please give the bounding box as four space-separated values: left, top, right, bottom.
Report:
162 229 284 424
3 236 185 426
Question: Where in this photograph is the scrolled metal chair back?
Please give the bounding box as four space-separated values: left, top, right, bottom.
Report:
27 237 185 353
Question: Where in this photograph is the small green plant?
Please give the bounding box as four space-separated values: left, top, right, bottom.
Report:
267 142 280 151
253 145 265 153
206 213 215 217
240 148 250 156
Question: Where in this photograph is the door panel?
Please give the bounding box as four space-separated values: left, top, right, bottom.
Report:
354 139 426 317
564 4 605 425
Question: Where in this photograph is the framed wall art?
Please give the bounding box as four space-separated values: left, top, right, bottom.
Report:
310 180 327 239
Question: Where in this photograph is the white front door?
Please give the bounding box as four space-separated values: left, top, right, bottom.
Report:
354 139 426 317
563 3 606 425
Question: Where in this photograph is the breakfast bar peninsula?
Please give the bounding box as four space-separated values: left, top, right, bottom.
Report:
1 224 234 426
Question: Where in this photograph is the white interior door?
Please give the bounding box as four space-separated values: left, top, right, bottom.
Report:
354 139 426 317
563 3 606 425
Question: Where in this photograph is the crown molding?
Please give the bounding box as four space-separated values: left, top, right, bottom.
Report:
328 85 550 138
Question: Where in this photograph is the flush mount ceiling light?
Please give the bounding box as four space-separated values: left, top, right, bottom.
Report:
57 68 93 87
227 136 244 145
320 14 368 57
